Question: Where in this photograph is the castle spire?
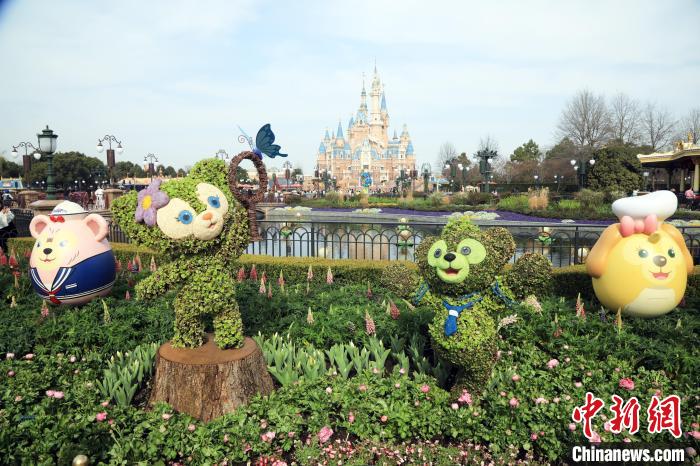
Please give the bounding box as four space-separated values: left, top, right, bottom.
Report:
381 91 387 111
336 120 344 139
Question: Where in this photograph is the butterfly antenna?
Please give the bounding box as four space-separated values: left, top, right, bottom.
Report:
237 125 254 150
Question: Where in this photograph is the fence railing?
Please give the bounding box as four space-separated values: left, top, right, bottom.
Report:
12 211 700 268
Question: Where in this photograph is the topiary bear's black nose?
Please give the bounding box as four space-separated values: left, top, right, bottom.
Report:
444 252 456 262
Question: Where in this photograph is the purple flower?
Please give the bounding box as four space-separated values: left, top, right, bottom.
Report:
135 179 169 227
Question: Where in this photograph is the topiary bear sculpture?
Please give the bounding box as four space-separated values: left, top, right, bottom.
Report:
416 216 549 395
111 159 250 349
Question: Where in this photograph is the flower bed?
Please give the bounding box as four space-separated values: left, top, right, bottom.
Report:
0 248 698 464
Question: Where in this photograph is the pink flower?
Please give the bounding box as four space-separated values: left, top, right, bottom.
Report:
619 378 635 390
458 390 473 405
604 421 612 432
24 353 34 360
101 401 109 407
547 359 559 369
358 384 367 392
688 431 700 440
188 424 196 432
499 391 507 397
14 395 22 402
162 413 172 420
7 370 15 377
451 403 459 410
535 397 548 405
5 353 14 360
512 374 520 382
509 397 519 408
553 397 561 403
399 368 405 375
95 412 108 422
394 383 401 388
496 350 502 360
46 390 55 397
420 384 430 393
53 391 64 399
574 381 583 388
261 431 276 442
260 419 268 428
372 367 379 374
287 431 295 438
530 433 538 441
569 423 576 431
589 431 602 444
614 367 621 372
223 434 229 443
565 357 571 363
69 356 77 363
380 415 388 423
348 412 355 424
318 426 333 443
623 438 632 443
325 387 333 394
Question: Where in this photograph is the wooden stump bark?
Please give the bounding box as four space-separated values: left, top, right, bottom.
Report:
149 334 274 422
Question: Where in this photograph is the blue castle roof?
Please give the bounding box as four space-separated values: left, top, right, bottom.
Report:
336 121 344 139
406 141 414 155
381 92 387 111
319 141 326 152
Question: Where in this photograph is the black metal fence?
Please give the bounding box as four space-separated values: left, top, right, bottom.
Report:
12 211 700 268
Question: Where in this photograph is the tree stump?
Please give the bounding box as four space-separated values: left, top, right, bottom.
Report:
149 334 274 421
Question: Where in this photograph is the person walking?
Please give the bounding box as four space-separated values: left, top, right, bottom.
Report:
0 200 15 253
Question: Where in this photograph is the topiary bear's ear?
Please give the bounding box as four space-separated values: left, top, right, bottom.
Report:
483 227 515 268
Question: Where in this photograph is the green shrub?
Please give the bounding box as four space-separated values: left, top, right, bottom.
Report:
96 342 158 406
504 253 553 299
557 199 581 211
497 194 529 211
427 191 445 207
323 191 341 205
574 189 605 209
380 262 419 299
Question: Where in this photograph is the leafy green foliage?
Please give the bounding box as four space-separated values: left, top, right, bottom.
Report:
511 139 542 163
96 342 158 406
380 262 419 299
588 144 643 194
504 253 553 299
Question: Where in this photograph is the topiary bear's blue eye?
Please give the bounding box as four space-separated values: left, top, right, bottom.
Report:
433 248 442 258
207 195 221 209
176 210 194 224
460 246 471 255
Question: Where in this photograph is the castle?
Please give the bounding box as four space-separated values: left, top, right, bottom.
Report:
315 67 416 191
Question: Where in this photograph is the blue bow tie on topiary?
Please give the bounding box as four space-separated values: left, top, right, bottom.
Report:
443 293 483 337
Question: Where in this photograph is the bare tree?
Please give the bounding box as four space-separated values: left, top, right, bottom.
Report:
436 141 459 169
679 108 700 144
609 93 641 144
641 103 676 151
556 89 610 153
477 135 500 154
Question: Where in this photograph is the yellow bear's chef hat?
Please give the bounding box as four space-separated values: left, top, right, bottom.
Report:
611 191 677 237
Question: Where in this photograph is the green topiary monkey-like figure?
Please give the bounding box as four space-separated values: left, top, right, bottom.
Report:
111 159 251 349
416 217 521 395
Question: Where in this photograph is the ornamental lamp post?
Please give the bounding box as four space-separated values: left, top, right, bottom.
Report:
33 126 59 200
570 158 595 189
11 142 41 185
215 149 229 162
643 171 649 191
421 163 431 193
534 174 540 188
96 135 123 186
144 153 159 180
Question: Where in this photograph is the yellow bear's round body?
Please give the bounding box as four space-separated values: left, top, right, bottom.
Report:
588 224 693 318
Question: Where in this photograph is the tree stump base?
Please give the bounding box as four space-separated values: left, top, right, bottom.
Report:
149 334 274 422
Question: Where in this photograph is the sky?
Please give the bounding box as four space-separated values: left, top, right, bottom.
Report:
0 0 699 174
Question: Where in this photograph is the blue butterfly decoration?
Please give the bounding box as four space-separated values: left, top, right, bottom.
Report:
237 124 288 159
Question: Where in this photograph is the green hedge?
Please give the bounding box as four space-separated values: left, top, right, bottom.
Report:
10 238 698 301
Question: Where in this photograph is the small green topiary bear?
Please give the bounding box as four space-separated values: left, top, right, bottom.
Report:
111 158 250 349
416 217 517 395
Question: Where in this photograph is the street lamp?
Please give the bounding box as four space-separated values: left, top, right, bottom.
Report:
421 163 431 193
283 160 292 190
11 141 40 184
215 149 229 162
643 171 649 191
144 153 159 180
96 135 124 186
32 126 59 200
570 158 595 189
534 174 539 188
